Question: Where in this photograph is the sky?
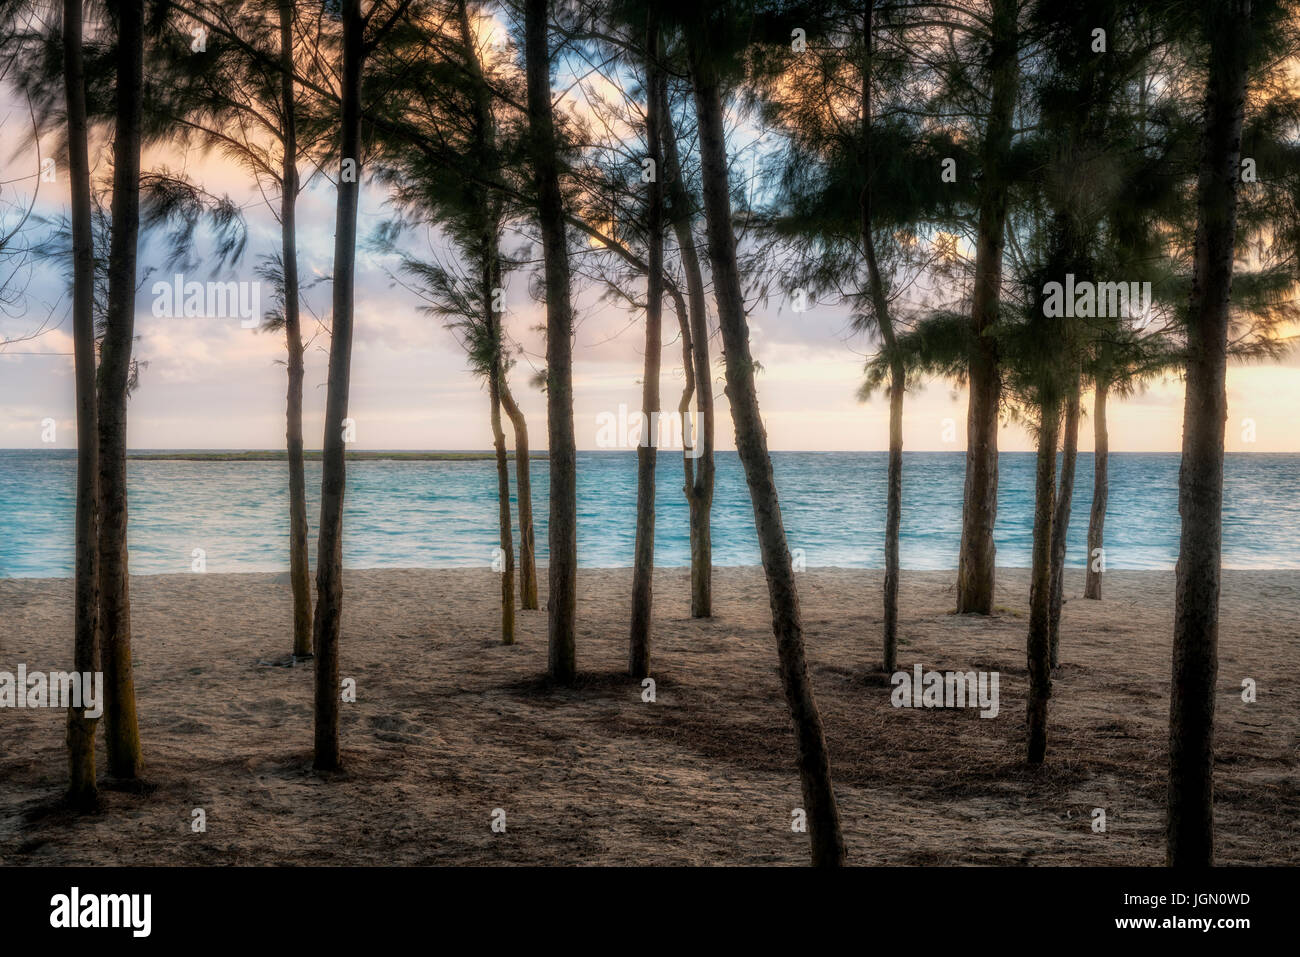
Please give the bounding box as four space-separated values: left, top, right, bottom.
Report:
1 89 1298 456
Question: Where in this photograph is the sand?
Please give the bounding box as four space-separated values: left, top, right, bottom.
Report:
1 565 1297 865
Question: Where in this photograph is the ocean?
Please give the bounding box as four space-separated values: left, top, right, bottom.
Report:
1 449 1297 577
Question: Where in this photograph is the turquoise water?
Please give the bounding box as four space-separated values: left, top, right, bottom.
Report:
0 449 1297 577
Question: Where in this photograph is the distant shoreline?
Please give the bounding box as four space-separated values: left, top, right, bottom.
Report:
123 450 549 462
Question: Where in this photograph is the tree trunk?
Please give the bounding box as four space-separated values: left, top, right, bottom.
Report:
486 232 515 644
490 341 516 645
1048 382 1079 667
690 57 845 867
499 381 538 610
629 12 664 679
311 0 364 772
1169 0 1252 869
525 0 578 683
63 0 98 807
456 0 516 644
1083 377 1109 599
1027 402 1059 764
956 0 1018 615
97 0 145 781
660 86 713 618
860 0 902 673
280 0 312 660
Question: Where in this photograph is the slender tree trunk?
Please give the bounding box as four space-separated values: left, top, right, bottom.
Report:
97 0 145 780
690 56 845 867
660 89 713 618
1169 0 1252 868
1048 381 1079 667
454 0 535 617
671 286 698 605
489 264 516 645
860 0 902 673
629 12 664 679
525 0 578 683
1027 403 1059 764
280 0 312 660
311 0 364 772
1084 378 1109 599
956 0 1018 615
63 0 98 807
455 0 516 643
499 381 538 609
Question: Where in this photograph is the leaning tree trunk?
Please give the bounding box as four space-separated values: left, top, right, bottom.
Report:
1048 382 1080 667
525 0 578 683
660 96 714 618
860 0 903 673
690 56 845 867
629 12 664 679
499 381 538 610
311 0 364 772
63 0 98 807
956 0 1018 615
280 0 312 660
1083 377 1109 599
97 0 146 780
1027 402 1059 765
1169 0 1252 869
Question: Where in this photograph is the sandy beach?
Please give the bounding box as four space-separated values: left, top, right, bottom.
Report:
1 566 1296 865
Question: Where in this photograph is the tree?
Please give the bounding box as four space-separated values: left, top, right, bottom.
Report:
683 1 846 866
658 46 714 620
279 0 313 660
1168 0 1255 868
312 0 365 772
858 0 904 671
956 0 1020 615
628 7 664 678
63 0 98 807
98 0 146 780
524 0 578 683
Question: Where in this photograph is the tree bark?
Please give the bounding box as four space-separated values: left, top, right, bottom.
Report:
525 0 578 683
1169 0 1252 869
956 0 1018 615
660 85 714 618
629 11 664 679
97 0 146 780
499 381 538 610
280 0 312 660
1083 377 1109 599
1048 381 1079 667
63 0 98 807
1027 402 1059 764
311 0 365 772
689 55 845 867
